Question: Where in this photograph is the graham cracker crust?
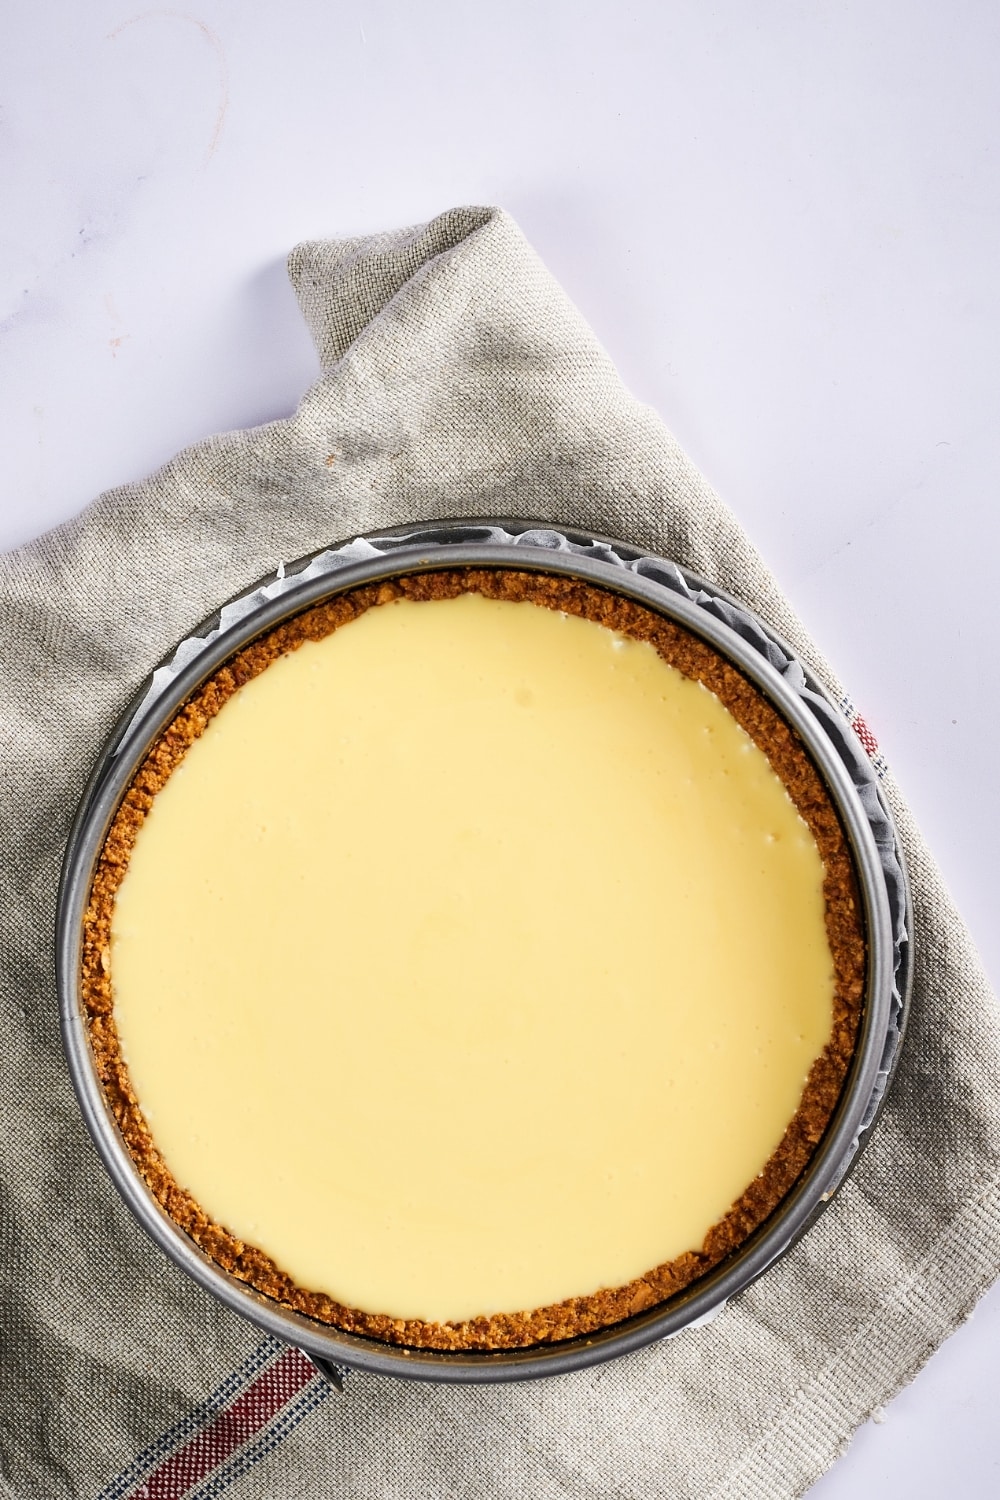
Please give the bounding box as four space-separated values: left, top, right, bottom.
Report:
81 568 866 1352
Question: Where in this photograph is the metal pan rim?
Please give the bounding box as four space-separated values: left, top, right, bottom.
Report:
57 519 910 1384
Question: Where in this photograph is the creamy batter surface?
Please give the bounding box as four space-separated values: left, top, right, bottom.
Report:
111 593 834 1322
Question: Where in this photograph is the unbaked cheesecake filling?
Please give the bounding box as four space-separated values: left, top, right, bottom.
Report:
106 587 837 1327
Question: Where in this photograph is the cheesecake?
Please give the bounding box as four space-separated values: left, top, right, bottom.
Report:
81 568 865 1350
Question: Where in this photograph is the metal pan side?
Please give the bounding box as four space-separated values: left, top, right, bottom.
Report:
57 526 907 1383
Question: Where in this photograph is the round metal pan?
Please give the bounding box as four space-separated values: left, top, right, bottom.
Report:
57 518 913 1384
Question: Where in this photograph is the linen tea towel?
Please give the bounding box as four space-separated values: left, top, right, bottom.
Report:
1 205 998 1500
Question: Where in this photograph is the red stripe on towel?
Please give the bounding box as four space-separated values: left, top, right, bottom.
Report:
851 713 880 759
127 1347 317 1499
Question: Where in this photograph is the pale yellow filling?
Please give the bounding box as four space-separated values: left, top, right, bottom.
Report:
110 592 834 1324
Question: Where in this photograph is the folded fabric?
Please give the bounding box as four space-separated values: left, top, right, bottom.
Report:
1 206 997 1500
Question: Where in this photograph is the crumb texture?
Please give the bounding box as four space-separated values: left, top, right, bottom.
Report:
81 569 865 1351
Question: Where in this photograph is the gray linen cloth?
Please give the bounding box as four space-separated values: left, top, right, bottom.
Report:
2 206 998 1500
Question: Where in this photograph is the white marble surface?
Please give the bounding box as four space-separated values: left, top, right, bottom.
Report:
2 1 997 1493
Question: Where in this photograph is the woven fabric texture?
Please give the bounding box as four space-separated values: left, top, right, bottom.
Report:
2 206 998 1500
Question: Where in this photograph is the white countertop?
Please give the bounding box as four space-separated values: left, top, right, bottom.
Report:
3 1 997 1493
